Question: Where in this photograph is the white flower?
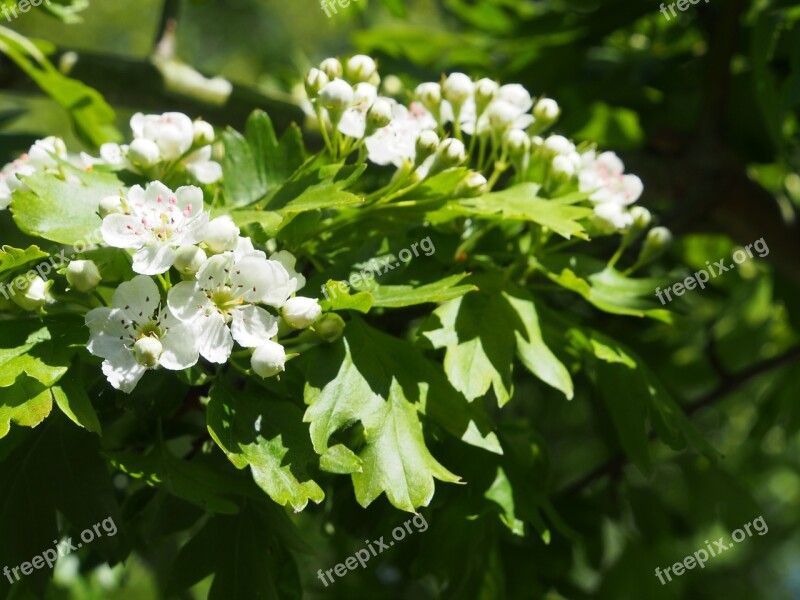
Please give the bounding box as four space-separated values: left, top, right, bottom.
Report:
27 137 67 169
442 73 474 107
533 98 560 123
251 340 286 378
552 155 576 178
173 245 207 276
305 67 329 98
99 143 129 167
591 202 634 233
269 250 306 293
437 138 466 165
543 135 575 156
319 57 343 80
183 146 223 184
364 102 436 167
461 83 534 136
101 182 209 275
128 138 161 168
167 252 290 363
456 172 488 197
99 195 126 217
11 276 49 311
504 129 531 158
203 215 240 253
131 112 195 161
367 98 393 130
282 296 322 329
345 55 378 83
67 260 102 292
85 276 199 393
579 151 643 206
474 78 498 108
0 159 34 210
193 120 215 145
319 79 354 112
338 83 378 138
415 82 442 113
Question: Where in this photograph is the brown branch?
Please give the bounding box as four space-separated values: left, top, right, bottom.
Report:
561 344 800 496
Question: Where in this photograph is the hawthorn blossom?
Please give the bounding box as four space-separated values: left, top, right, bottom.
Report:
167 252 295 363
0 137 67 210
579 151 643 206
100 182 209 275
365 102 436 166
131 112 195 160
85 276 199 393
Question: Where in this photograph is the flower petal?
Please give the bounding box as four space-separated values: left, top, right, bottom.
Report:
194 312 234 364
101 214 146 249
112 275 161 322
159 320 200 370
197 254 234 291
132 244 177 275
231 305 279 348
186 160 223 184
167 281 209 322
102 348 147 394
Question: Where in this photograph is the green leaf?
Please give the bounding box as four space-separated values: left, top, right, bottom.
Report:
106 444 247 515
207 383 324 512
484 467 526 536
461 183 592 240
0 245 49 280
0 376 54 439
422 283 574 404
320 280 375 313
222 127 264 207
503 287 574 400
540 255 673 322
227 209 284 237
51 370 101 434
11 168 123 245
304 318 502 511
371 273 478 308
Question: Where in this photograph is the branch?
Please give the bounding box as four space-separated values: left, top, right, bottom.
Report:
561 344 800 496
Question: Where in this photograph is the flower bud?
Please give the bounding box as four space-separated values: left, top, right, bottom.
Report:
128 138 161 168
414 82 442 114
630 206 652 230
318 79 354 112
551 155 576 179
533 98 560 125
543 135 574 156
442 73 473 107
642 226 672 254
203 216 240 253
456 172 488 197
367 98 393 131
251 340 286 378
314 313 345 342
174 245 207 276
474 78 498 113
99 195 126 217
193 120 215 145
305 67 329 98
11 276 48 312
437 138 466 165
415 130 439 165
345 55 377 83
133 336 163 368
66 260 102 292
485 100 518 132
381 74 403 96
319 58 343 80
504 129 531 159
282 296 322 329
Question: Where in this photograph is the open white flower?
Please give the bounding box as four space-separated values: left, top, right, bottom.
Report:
85 276 199 393
131 112 195 161
365 102 437 167
167 252 292 363
579 151 643 206
101 182 209 275
591 201 634 233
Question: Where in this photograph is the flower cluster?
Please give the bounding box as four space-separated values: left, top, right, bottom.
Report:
304 57 652 235
92 112 222 184
0 136 69 209
84 181 320 392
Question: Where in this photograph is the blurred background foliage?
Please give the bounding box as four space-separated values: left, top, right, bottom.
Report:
2 0 800 598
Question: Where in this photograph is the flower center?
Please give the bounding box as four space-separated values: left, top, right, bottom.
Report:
208 286 244 320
